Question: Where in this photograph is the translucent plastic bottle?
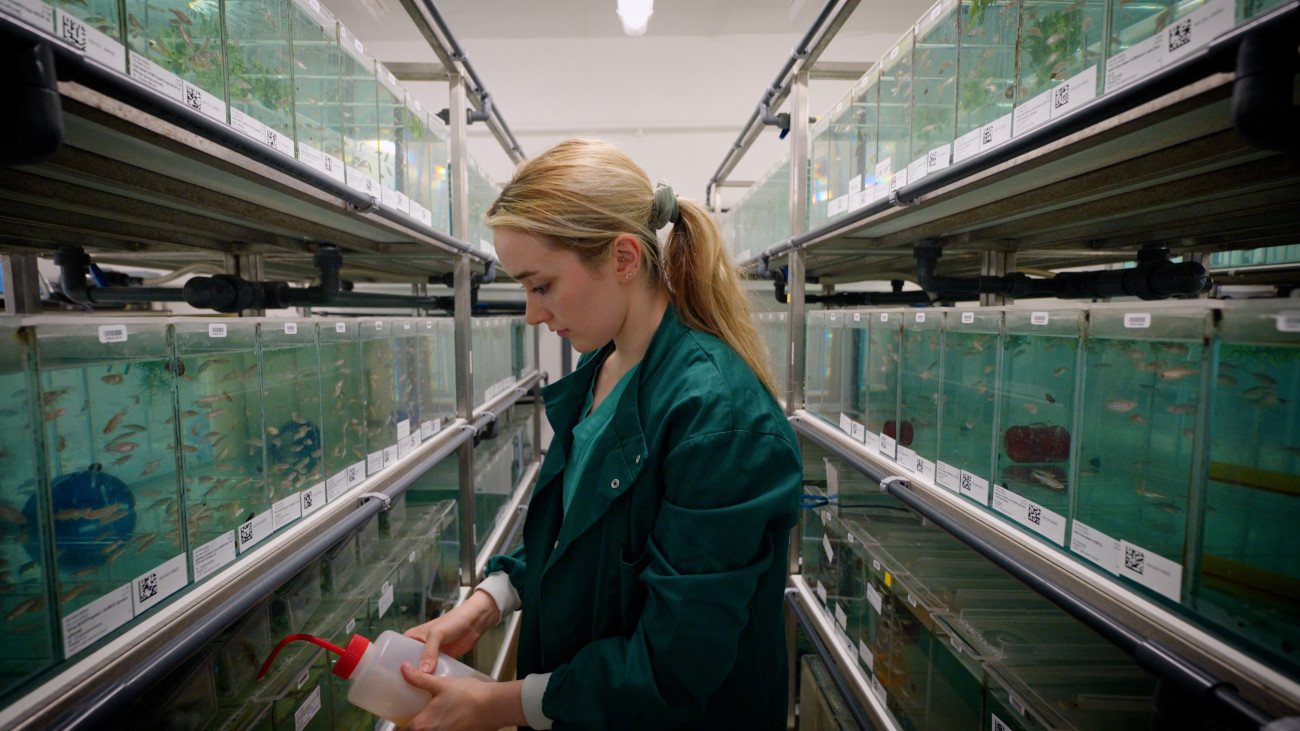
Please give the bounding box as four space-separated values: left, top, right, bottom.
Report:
257 630 493 724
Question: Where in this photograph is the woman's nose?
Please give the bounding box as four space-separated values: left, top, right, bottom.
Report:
524 297 549 327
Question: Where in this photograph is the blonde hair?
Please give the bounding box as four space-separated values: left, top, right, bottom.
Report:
486 138 779 399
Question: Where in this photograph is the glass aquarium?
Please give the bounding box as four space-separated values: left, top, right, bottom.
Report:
1072 304 1211 603
850 66 881 207
0 326 57 698
375 62 407 213
1195 300 1300 675
898 309 943 483
466 160 500 253
289 0 344 181
877 31 915 198
392 319 423 459
730 153 790 258
223 0 295 157
909 0 960 183
49 0 126 74
804 310 849 427
994 309 1082 546
827 89 858 223
1013 0 1106 136
400 96 438 229
511 315 533 378
34 318 186 658
360 319 398 476
1238 0 1288 22
937 309 1001 503
257 320 322 513
866 311 903 460
756 310 789 400
338 23 380 199
1107 0 1234 93
416 319 455 442
212 601 271 698
318 319 366 502
172 319 271 578
429 126 452 235
809 113 834 229
955 0 1018 163
123 0 227 123
985 659 1157 730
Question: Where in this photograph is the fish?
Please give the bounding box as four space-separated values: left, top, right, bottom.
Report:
1089 457 1101 469
1153 501 1182 515
4 596 43 620
247 438 264 448
42 389 70 406
1025 26 1041 36
54 508 90 521
1106 400 1137 412
134 533 158 555
205 409 229 419
983 365 995 374
196 357 229 375
145 497 173 511
193 392 232 406
267 426 280 436
1253 372 1278 386
1052 367 1067 377
1217 374 1237 387
1255 394 1289 408
120 424 148 435
1182 428 1195 440
1129 414 1147 424
1158 367 1199 381
1031 469 1067 491
43 408 66 422
295 425 311 439
1044 393 1056 405
1046 33 1064 44
112 454 134 466
87 504 128 523
0 504 27 525
292 412 308 425
100 374 125 385
200 431 221 444
214 463 235 471
1166 404 1197 415
105 441 140 453
140 458 162 477
60 582 94 603
1023 403 1039 415
190 424 201 438
1242 386 1275 399
1136 484 1170 500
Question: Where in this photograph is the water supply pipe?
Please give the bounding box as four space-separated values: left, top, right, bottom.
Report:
1230 26 1300 161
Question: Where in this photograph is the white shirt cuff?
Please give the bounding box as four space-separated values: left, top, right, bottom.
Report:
475 571 521 617
521 672 553 729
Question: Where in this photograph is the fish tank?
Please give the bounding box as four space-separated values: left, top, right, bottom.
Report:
1013 0 1106 135
922 620 986 730
898 309 943 483
473 427 516 551
213 601 271 697
985 659 1157 730
49 0 126 74
828 90 858 223
257 320 322 510
955 0 1019 163
172 319 271 578
937 309 1001 503
804 310 848 427
375 63 406 213
317 319 365 502
428 122 452 234
801 655 861 731
318 598 376 730
0 327 57 698
289 0 344 181
511 316 534 379
1238 0 1289 22
1195 300 1300 675
415 319 453 442
866 311 904 460
756 310 789 401
223 0 295 157
1072 304 1210 603
338 23 380 199
809 114 834 229
880 570 948 728
123 0 227 124
909 0 960 183
259 642 331 731
125 651 219 729
466 160 500 253
851 67 881 207
877 31 915 196
994 309 1082 546
472 317 512 406
33 318 187 658
359 319 398 476
392 319 423 459
400 96 438 229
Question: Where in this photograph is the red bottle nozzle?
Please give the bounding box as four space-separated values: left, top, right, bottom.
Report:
256 634 348 681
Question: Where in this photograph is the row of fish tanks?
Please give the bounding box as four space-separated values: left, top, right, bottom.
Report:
800 444 1162 731
799 297 1300 688
0 314 537 707
0 0 509 234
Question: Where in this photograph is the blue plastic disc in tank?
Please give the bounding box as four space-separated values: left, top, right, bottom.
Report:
24 465 136 571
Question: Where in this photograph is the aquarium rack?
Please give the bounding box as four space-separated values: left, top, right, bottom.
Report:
0 373 541 730
791 412 1294 723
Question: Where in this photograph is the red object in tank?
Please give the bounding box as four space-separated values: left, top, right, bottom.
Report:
1003 425 1070 463
883 420 914 447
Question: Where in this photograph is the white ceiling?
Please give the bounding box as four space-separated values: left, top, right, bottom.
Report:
328 0 925 204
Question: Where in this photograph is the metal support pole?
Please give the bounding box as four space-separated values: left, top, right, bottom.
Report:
979 249 1015 307
449 72 471 251
786 70 810 414
2 252 43 315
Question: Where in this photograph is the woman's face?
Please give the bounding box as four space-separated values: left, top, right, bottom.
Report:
495 228 627 353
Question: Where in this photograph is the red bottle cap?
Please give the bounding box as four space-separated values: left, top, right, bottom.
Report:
331 634 371 679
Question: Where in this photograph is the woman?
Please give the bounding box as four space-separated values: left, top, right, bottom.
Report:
399 138 802 730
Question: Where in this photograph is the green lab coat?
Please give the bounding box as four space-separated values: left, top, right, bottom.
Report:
487 305 802 730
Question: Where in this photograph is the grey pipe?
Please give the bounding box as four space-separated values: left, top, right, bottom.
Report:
784 591 876 730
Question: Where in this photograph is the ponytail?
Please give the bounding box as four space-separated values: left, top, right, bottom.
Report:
486 138 780 399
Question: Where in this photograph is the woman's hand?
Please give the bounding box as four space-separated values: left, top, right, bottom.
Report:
403 589 501 674
397 666 525 731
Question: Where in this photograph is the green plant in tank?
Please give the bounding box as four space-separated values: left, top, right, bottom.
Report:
1021 6 1088 89
128 3 225 92
226 46 292 115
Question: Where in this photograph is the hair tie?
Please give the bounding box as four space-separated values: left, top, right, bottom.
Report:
652 181 680 229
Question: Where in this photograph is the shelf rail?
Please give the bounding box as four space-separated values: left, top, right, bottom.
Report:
791 412 1283 729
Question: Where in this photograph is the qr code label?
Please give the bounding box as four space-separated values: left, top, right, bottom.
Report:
186 85 203 112
1028 504 1042 525
267 128 280 148
1168 18 1191 51
239 522 254 544
60 15 87 50
138 572 158 603
992 716 1009 731
982 126 994 145
961 473 973 492
1125 545 1145 575
302 490 314 510
1053 83 1070 110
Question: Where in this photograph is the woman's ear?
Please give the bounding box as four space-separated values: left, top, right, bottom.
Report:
612 234 642 282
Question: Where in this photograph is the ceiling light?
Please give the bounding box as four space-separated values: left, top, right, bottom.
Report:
617 0 653 36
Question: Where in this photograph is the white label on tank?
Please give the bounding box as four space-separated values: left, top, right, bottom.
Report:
1124 313 1151 329
823 534 834 563
301 482 325 516
128 52 183 102
397 419 412 441
383 445 399 468
378 581 394 618
908 592 918 607
1070 520 1122 575
97 324 128 343
335 322 347 333
891 165 908 193
875 158 892 185
961 312 976 324
871 674 887 704
959 471 990 504
1105 34 1162 92
880 313 889 323
273 492 302 530
992 713 1010 729
927 143 951 173
237 511 273 553
0 0 51 30
859 639 873 672
1009 693 1026 714
346 617 356 635
1164 0 1233 67
346 459 365 486
984 113 1013 151
851 421 867 445
264 123 293 156
295 685 321 731
1051 66 1099 121
954 127 983 164
193 531 236 581
816 581 827 603
853 313 861 322
890 46 899 60
1119 540 1182 601
838 413 853 437
907 156 928 186
182 81 228 125
409 550 417 564
1012 87 1052 136
326 470 349 502
296 142 345 183
367 450 385 475
835 602 847 629
862 430 880 452
879 433 897 459
55 10 125 73
930 2 942 20
62 584 132 658
1276 311 1300 332
284 322 298 335
825 458 840 495
397 433 418 459
994 485 1067 545
936 461 961 492
347 167 379 197
866 582 883 615
353 37 364 54
208 323 227 338
849 175 863 196
411 201 432 228
132 553 187 615
897 446 917 470
1030 311 1050 326
915 312 926 323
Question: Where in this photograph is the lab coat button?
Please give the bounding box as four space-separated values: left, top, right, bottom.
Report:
611 478 620 489
634 455 640 464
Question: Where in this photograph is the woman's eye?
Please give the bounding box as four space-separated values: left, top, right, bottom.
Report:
530 284 549 295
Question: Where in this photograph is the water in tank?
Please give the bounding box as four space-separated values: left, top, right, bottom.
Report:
936 309 1001 503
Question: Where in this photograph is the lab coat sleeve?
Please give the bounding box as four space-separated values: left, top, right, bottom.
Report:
485 542 528 596
542 428 801 729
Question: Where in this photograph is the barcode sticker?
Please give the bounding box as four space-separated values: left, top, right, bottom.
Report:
1010 694 1026 714
62 585 133 658
853 313 860 321
354 37 364 53
378 581 394 618
915 312 925 323
880 313 889 323
295 685 321 731
208 323 227 338
839 413 853 435
890 46 899 60
1031 312 1050 326
1124 313 1151 329
871 674 887 704
284 322 298 334
336 322 346 333
1276 311 1300 332
866 582 883 614
192 532 236 582
409 550 417 564
859 639 872 671
374 320 384 329
98 325 127 343
961 312 975 324
346 617 356 635
992 714 1009 731
823 534 834 563
403 321 411 330
131 553 187 615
